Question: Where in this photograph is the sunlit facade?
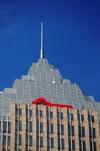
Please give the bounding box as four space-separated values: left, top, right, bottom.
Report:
0 58 100 151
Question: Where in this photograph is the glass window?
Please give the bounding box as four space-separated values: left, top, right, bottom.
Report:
47 137 53 148
37 136 43 147
16 108 21 115
30 110 32 116
3 136 10 146
79 140 82 151
37 123 43 133
94 142 96 151
26 109 28 116
19 109 22 115
8 136 10 146
8 122 10 133
15 121 21 131
16 108 18 115
82 127 85 137
58 138 64 149
78 115 84 121
89 127 92 138
83 141 85 151
69 139 71 150
26 121 28 132
26 135 32 146
57 112 63 119
15 135 21 145
3 135 6 145
67 113 70 120
58 124 64 135
68 125 74 136
71 114 73 120
88 115 94 123
47 123 53 134
69 139 75 150
26 122 32 132
36 110 42 117
3 122 7 133
47 111 53 118
93 128 95 138
90 141 92 151
68 113 73 120
72 140 75 150
72 126 74 136
30 122 32 132
79 127 85 137
79 141 85 151
26 109 32 116
62 139 64 149
92 116 94 122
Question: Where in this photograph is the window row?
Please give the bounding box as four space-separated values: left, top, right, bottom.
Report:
15 108 94 123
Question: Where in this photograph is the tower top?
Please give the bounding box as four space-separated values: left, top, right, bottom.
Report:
41 22 44 58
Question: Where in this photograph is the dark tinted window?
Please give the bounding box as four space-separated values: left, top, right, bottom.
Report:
47 137 53 148
82 127 85 137
69 139 71 150
37 123 43 133
94 142 96 151
72 140 75 150
68 125 74 136
30 122 32 132
26 135 32 146
79 127 85 137
93 128 95 138
15 121 21 131
3 135 6 145
8 122 10 133
58 138 64 149
57 112 63 119
36 110 42 117
89 127 92 138
37 136 43 147
69 139 75 150
16 108 18 115
90 141 92 151
79 141 85 151
19 109 21 115
8 136 10 146
26 109 32 116
30 110 32 116
47 111 53 118
58 124 64 135
26 122 32 132
3 122 7 133
88 115 94 123
16 108 21 115
68 113 73 120
78 115 84 121
15 135 21 145
47 123 53 134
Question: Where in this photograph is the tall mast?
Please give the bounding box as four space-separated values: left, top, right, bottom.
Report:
41 22 44 58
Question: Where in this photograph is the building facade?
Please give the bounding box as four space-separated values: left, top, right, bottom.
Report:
0 58 100 151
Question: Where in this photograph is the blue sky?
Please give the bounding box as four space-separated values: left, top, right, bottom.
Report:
0 0 100 102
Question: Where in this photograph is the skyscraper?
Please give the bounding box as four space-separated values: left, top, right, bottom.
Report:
0 23 100 151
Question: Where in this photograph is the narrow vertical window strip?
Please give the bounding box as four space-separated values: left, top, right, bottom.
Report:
49 107 51 150
28 104 30 151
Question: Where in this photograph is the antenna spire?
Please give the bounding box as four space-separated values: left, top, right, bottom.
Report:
41 22 44 58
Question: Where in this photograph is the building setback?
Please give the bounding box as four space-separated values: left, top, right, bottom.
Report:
0 23 100 151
